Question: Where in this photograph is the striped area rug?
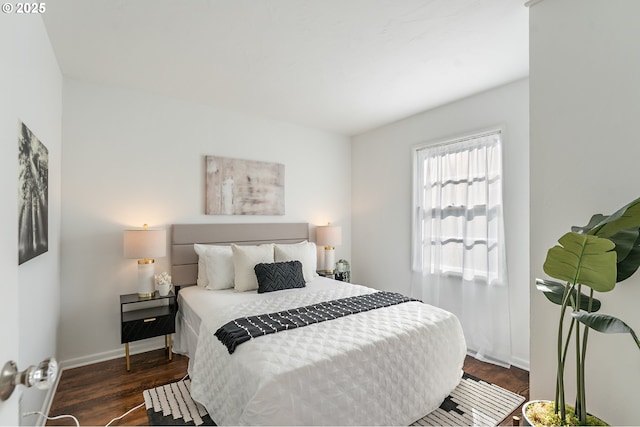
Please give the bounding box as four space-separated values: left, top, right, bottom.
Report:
412 373 525 426
144 373 524 426
143 379 214 426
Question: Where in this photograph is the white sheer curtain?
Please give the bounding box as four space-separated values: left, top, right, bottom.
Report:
411 131 511 367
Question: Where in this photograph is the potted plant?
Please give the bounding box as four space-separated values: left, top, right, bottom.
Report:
525 197 640 426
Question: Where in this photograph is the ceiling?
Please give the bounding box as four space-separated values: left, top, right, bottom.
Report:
42 0 528 136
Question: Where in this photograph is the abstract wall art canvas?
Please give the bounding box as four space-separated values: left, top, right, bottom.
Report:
18 121 49 265
205 156 284 215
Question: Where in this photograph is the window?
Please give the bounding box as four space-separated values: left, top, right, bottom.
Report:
411 129 511 366
412 130 504 283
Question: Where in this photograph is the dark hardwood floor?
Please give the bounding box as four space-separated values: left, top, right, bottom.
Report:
47 349 188 426
47 350 528 426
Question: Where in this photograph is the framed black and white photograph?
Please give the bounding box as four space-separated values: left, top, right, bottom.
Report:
205 155 284 215
18 121 49 265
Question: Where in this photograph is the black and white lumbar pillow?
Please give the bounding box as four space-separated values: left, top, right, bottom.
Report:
254 260 306 294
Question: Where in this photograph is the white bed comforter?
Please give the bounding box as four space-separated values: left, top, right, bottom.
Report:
187 280 466 426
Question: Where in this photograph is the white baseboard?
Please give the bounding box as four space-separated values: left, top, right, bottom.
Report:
35 368 62 426
467 349 530 372
19 369 63 426
510 356 530 371
59 336 166 370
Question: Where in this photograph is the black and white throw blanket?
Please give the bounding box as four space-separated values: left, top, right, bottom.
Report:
215 291 418 353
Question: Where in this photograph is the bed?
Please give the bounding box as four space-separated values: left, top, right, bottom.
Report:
171 223 466 426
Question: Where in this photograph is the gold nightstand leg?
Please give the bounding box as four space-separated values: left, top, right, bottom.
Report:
168 335 173 361
125 343 130 372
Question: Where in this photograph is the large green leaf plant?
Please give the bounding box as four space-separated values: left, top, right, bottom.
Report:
537 197 640 425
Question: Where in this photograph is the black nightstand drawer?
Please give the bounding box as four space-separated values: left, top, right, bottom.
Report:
121 313 175 343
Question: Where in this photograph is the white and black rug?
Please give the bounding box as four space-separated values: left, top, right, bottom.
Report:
411 373 525 426
143 379 214 426
144 373 524 426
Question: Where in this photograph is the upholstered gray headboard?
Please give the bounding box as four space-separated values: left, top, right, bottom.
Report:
171 223 309 287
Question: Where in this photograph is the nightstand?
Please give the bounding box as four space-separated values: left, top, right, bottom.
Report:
317 271 351 282
120 292 176 371
317 271 335 279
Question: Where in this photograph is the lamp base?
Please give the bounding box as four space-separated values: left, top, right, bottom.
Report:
324 247 335 274
137 260 156 298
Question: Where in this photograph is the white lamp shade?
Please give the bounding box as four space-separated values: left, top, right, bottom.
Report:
123 229 166 259
316 225 342 247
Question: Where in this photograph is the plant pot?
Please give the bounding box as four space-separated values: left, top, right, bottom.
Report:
522 400 548 426
522 400 608 426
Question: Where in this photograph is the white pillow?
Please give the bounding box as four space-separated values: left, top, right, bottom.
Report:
193 244 211 288
231 243 275 292
274 241 317 282
193 244 235 290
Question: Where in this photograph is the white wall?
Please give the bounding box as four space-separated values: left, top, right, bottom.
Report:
0 14 62 426
59 79 351 366
351 79 530 369
529 1 640 425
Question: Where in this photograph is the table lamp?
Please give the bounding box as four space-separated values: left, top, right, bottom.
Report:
316 223 342 274
123 224 166 297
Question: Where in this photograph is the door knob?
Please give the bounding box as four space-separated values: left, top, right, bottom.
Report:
0 358 58 401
